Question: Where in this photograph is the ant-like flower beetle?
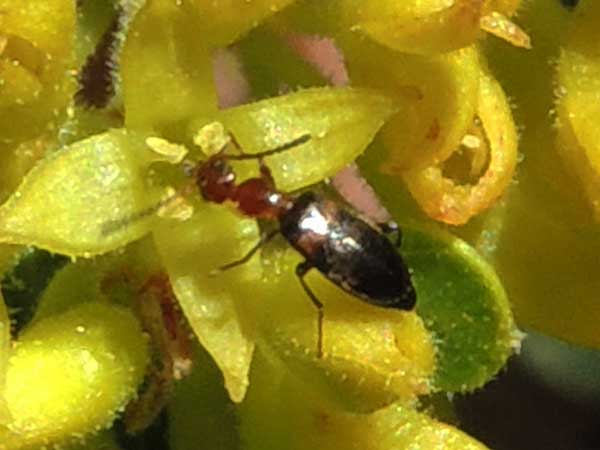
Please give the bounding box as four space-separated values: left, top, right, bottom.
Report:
195 133 416 357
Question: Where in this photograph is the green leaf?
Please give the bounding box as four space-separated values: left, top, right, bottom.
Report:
403 225 518 392
217 87 398 191
1 248 68 333
1 302 149 449
0 130 160 257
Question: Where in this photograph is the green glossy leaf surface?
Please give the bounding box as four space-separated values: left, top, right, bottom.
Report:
403 226 518 392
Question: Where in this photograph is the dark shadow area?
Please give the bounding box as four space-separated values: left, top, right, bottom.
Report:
456 333 600 450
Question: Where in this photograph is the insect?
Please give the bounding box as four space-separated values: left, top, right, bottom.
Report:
196 133 416 357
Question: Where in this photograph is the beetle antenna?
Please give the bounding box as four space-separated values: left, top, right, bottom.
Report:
100 182 196 237
225 134 311 161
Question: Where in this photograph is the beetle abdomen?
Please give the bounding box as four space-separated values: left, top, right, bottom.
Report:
280 192 416 310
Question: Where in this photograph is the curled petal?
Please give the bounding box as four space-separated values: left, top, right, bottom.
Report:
348 44 481 172
350 0 484 55
403 69 518 225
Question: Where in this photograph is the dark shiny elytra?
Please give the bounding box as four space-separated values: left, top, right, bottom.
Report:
280 191 416 310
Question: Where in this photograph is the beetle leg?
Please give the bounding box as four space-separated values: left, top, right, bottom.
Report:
211 229 279 274
295 261 324 358
378 220 402 247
